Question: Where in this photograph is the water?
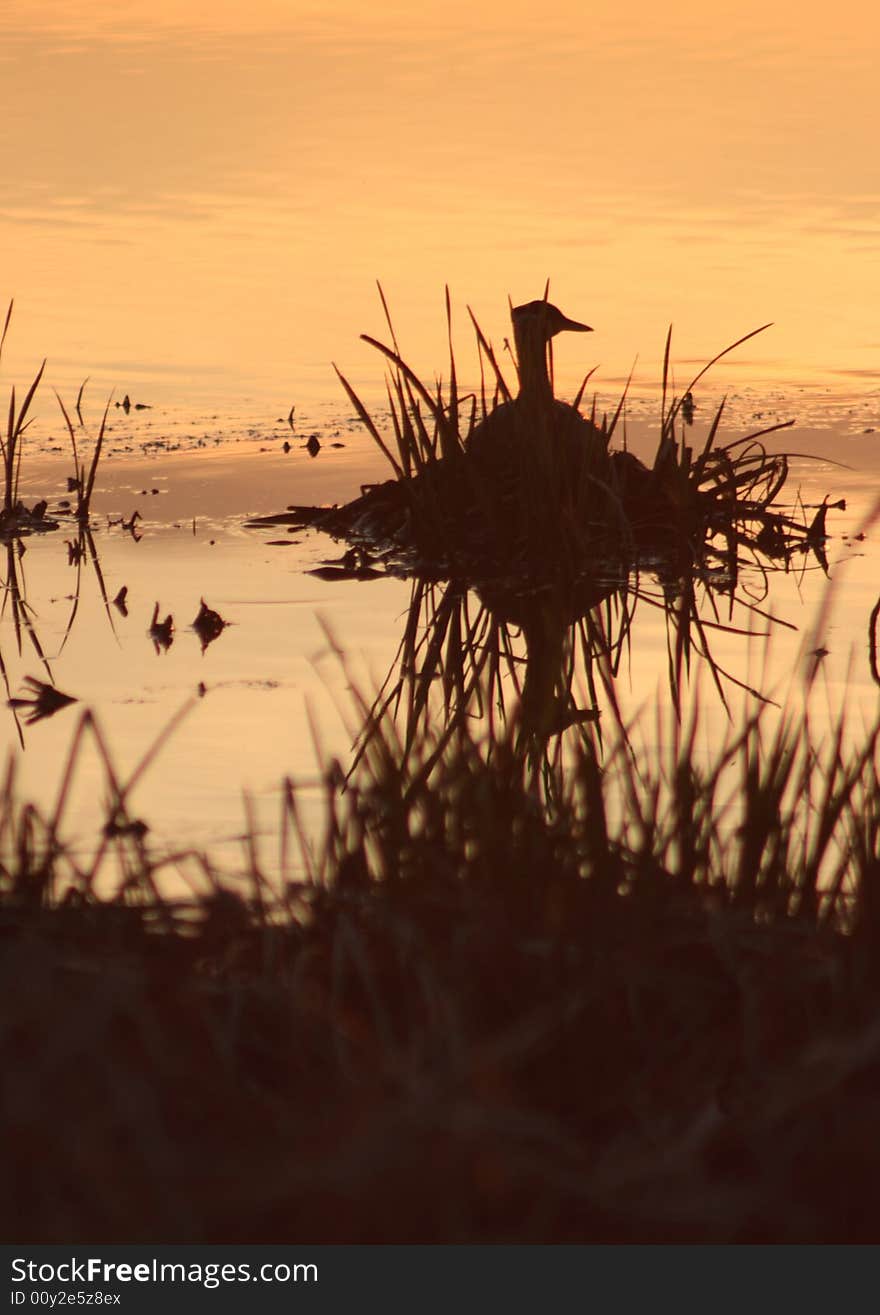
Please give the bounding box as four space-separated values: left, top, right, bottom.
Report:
2 1 879 403
1 0 879 874
0 392 873 875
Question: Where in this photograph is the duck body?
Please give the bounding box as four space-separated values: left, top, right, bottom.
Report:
282 297 654 574
467 396 612 518
468 300 609 476
467 300 618 522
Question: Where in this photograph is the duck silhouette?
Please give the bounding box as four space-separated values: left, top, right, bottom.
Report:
468 299 607 465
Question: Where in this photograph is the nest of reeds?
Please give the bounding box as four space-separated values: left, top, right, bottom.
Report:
251 291 836 593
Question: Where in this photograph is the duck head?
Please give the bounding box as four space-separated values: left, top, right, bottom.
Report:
511 300 593 342
511 300 593 404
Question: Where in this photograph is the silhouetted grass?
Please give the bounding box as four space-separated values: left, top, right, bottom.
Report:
0 312 121 741
0 301 46 525
56 380 111 523
0 307 108 535
293 290 830 591
3 674 880 1242
0 290 867 1243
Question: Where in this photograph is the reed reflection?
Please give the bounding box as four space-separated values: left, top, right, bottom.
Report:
262 291 838 762
355 513 830 782
0 316 129 738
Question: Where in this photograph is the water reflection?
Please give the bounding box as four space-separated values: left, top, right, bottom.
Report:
0 289 873 875
2 2 879 408
8 676 77 726
192 598 228 652
2 541 54 746
61 525 118 650
353 517 835 782
264 299 841 776
149 602 174 653
1 525 114 742
0 424 871 886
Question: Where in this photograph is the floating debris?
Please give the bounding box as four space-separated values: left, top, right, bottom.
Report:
309 547 386 581
103 816 148 840
0 500 60 539
306 435 321 457
307 546 385 582
8 677 78 725
107 510 142 541
192 598 227 652
244 509 325 527
149 602 174 653
113 585 129 616
681 390 695 425
320 546 380 571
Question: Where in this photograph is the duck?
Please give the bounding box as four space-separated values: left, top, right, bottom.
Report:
465 299 662 556
468 299 610 475
508 299 593 412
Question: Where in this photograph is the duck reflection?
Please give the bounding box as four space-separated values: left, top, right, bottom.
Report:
352 507 832 778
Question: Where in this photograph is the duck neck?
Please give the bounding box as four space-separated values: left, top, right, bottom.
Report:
514 321 554 412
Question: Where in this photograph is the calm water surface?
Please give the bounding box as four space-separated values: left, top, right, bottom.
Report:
1 0 878 874
2 0 879 403
0 391 875 876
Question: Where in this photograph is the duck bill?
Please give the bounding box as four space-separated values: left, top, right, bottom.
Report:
558 314 593 333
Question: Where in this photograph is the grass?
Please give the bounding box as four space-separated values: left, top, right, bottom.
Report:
273 289 833 598
56 379 111 523
1 290 874 1242
3 653 880 1242
0 306 121 738
0 303 111 536
0 302 114 554
0 301 46 527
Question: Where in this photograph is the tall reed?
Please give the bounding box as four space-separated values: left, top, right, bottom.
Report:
0 302 46 514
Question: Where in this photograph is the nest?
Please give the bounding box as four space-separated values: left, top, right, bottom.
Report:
250 302 835 596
